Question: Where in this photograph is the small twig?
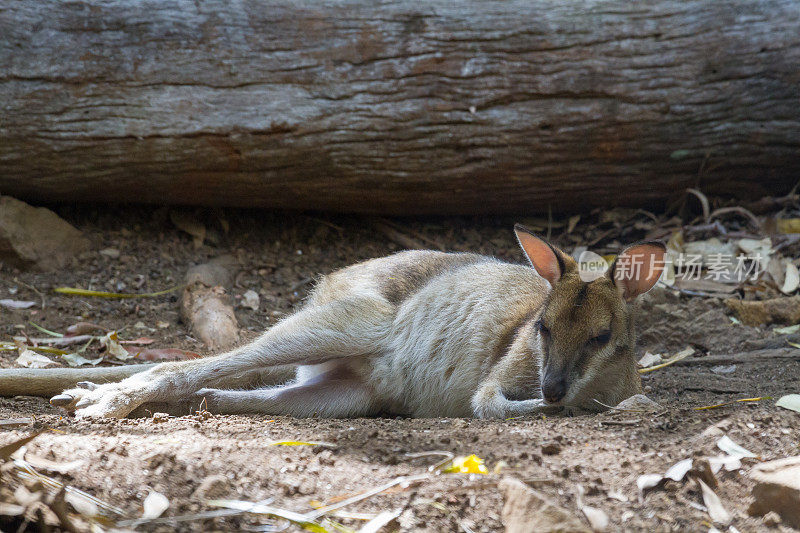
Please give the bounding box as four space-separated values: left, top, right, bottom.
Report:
684 220 728 237
635 209 660 224
371 219 425 250
376 218 446 251
772 233 800 253
305 216 344 233
681 387 745 394
13 278 46 310
13 335 94 347
599 419 642 426
745 188 800 214
306 474 430 520
117 504 268 528
660 283 720 299
405 451 455 473
586 227 615 247
671 348 800 367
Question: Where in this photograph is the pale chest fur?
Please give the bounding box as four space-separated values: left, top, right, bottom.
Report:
356 260 549 416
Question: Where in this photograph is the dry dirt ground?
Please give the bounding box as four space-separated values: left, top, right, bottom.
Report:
1 207 799 532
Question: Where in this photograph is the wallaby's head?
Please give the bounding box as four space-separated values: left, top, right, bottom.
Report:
514 224 666 411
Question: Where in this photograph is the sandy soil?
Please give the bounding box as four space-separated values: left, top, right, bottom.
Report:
1 207 799 532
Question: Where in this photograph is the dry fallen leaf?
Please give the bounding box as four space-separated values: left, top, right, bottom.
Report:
708 455 742 474
0 299 36 310
717 435 756 458
697 478 732 526
638 352 662 368
16 349 56 368
637 473 664 500
101 331 132 360
576 484 608 532
737 237 772 259
664 459 693 482
62 353 103 367
775 394 800 413
782 262 800 294
638 347 694 374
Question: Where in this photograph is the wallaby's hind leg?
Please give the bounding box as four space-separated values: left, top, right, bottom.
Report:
55 295 393 418
197 364 381 417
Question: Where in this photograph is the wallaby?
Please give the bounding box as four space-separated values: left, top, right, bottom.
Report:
44 225 665 419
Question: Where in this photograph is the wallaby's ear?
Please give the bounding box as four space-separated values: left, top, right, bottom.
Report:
514 224 568 285
609 241 666 301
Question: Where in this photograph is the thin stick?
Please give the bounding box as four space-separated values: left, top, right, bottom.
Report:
306 474 430 520
405 451 455 472
371 220 424 250
376 218 446 251
13 278 46 310
54 285 183 299
670 348 800 367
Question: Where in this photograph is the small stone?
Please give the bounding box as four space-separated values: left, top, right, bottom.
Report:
241 289 260 310
748 456 800 529
614 394 662 412
151 412 169 423
0 195 90 270
541 442 561 455
500 477 590 533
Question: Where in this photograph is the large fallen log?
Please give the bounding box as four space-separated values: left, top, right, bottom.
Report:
0 0 798 214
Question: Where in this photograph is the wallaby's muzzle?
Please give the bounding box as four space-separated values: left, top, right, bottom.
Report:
542 373 567 404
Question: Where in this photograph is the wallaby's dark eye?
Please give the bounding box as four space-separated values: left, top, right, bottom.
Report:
537 320 550 336
590 330 612 346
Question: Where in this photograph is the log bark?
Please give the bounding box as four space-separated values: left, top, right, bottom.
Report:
0 0 798 215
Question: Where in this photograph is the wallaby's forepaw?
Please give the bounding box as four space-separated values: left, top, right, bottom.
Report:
50 379 152 418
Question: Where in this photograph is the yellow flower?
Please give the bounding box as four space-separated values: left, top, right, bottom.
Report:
444 454 488 474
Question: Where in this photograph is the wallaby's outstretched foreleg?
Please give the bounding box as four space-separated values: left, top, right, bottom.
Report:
50 295 393 418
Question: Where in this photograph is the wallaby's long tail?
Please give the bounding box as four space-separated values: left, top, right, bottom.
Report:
0 364 157 398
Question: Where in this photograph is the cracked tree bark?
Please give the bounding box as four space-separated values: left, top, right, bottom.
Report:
0 0 798 215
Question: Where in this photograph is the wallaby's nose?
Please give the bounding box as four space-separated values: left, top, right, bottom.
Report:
542 378 567 404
